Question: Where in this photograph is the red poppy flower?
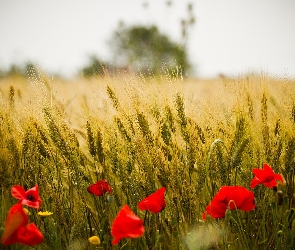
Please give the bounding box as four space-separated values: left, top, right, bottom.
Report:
16 223 44 246
202 186 255 220
250 163 284 188
1 204 44 246
1 204 28 245
138 187 166 213
11 185 42 209
111 205 144 245
87 179 112 196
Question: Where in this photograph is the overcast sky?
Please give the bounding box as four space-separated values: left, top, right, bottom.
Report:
0 0 295 78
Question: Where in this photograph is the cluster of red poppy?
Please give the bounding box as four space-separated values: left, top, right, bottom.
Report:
1 163 283 247
203 163 284 220
87 163 284 245
1 185 44 246
87 180 166 245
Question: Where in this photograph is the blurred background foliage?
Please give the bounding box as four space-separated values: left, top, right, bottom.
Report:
1 2 195 79
0 62 38 79
108 24 190 77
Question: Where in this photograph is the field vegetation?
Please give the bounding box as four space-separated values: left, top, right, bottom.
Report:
1 71 295 249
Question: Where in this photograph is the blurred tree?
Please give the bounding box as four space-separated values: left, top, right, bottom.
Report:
109 24 190 77
6 64 23 76
0 62 63 80
0 62 38 78
0 68 4 79
80 56 112 78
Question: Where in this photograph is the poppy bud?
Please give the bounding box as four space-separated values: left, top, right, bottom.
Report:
106 194 114 203
156 229 163 242
225 208 231 220
277 230 283 238
277 190 284 205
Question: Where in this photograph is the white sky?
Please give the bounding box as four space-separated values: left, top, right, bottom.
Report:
0 0 295 78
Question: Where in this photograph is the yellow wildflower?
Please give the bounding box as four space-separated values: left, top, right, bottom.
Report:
88 235 100 245
23 208 30 215
38 211 53 217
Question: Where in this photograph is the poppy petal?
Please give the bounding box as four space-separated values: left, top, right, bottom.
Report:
87 180 112 196
17 223 44 246
252 169 268 182
111 205 144 245
87 183 103 196
209 201 228 218
138 200 163 213
11 186 26 200
263 163 274 172
112 237 121 245
20 199 41 209
11 185 42 209
203 186 255 220
274 173 284 184
138 187 166 213
101 181 112 193
1 204 28 245
239 195 256 211
203 201 227 219
251 164 284 189
202 210 208 220
250 177 261 188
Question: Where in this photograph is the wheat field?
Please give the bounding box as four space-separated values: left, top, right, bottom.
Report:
1 72 295 249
